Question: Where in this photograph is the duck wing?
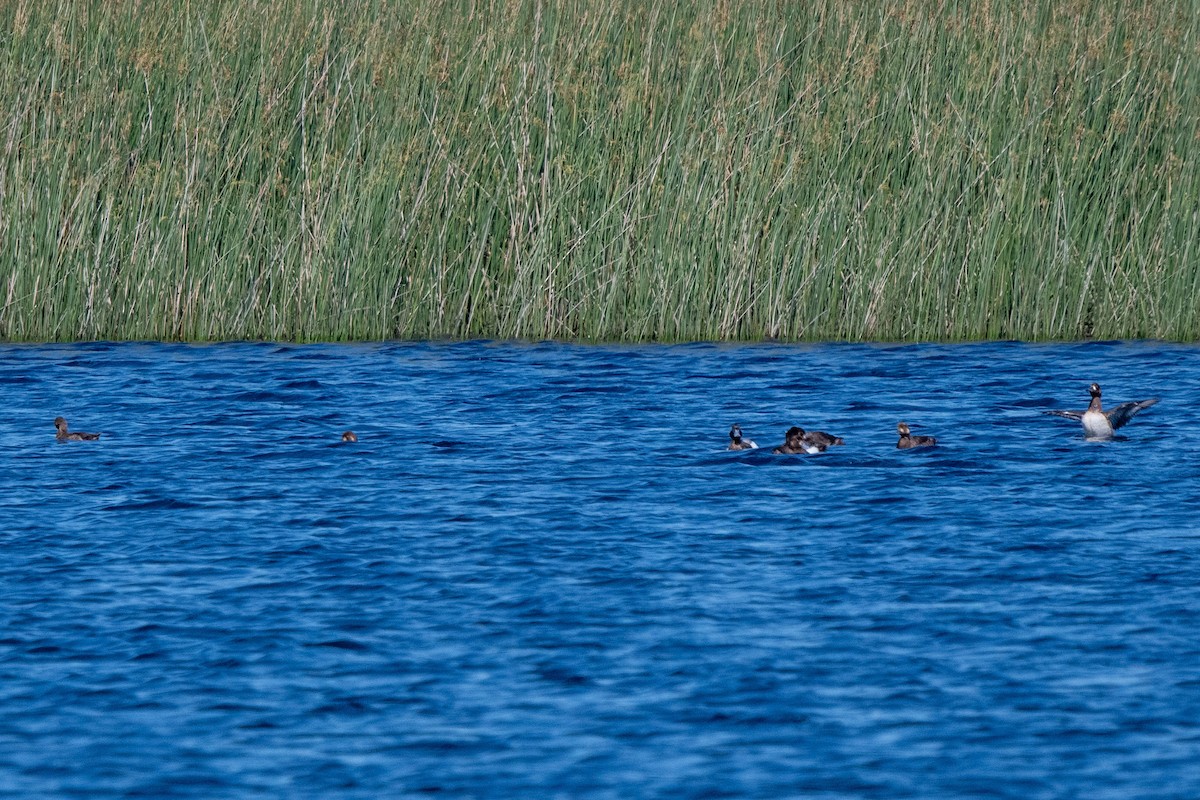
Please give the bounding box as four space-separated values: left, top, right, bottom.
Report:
1105 397 1159 429
1043 409 1084 421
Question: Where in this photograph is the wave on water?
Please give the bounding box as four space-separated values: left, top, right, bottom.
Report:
2 339 1198 798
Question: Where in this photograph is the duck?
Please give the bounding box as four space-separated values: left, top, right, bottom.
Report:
800 427 844 450
341 431 358 442
54 416 100 441
896 422 936 449
727 424 757 450
773 426 839 454
1044 382 1158 440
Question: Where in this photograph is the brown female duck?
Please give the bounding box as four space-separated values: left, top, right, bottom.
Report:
896 422 936 449
773 426 843 454
54 417 100 441
772 424 840 455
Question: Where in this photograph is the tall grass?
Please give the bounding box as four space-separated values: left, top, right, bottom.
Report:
0 0 1197 342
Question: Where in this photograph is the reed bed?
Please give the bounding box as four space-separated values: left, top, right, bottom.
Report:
0 0 1197 342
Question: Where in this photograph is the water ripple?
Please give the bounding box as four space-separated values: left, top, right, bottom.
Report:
2 340 1200 798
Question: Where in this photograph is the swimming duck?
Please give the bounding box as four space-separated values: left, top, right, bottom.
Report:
800 427 844 450
896 422 936 449
1044 382 1158 440
773 426 838 454
727 424 757 450
341 431 358 442
54 416 100 441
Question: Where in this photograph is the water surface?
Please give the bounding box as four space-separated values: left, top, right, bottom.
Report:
2 340 1199 798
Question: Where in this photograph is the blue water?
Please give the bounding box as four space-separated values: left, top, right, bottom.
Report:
3 340 1200 798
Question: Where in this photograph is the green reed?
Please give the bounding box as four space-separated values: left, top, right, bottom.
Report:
0 0 1197 342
